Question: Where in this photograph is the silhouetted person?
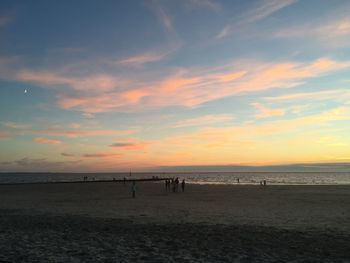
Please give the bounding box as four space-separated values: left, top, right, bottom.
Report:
175 177 179 192
123 177 126 185
263 180 266 186
237 178 240 184
131 181 136 198
181 179 185 192
165 180 169 191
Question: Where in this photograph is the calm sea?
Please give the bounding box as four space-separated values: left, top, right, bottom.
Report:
0 172 350 185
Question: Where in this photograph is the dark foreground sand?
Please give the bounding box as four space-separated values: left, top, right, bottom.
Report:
0 182 350 262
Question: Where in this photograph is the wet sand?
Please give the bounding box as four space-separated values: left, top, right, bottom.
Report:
0 182 350 262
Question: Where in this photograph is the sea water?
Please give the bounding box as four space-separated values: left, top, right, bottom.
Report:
0 172 350 185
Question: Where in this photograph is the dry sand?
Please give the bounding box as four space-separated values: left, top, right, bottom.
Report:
0 182 350 262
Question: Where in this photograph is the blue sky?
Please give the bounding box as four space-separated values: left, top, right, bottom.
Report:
0 0 350 172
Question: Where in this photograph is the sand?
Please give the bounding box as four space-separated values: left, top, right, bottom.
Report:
0 182 350 262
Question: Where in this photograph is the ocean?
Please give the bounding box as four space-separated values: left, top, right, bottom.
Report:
0 172 350 185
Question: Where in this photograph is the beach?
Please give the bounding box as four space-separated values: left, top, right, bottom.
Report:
0 182 350 262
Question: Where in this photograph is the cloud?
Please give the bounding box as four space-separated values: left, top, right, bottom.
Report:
146 106 350 165
82 113 95 119
83 153 122 158
41 129 134 138
61 152 75 157
109 141 149 150
263 89 350 103
186 0 221 11
15 70 120 92
4 158 82 170
274 17 350 47
251 103 285 119
216 0 297 39
154 5 175 35
0 131 10 138
69 123 81 129
34 137 62 145
173 114 234 128
116 51 170 66
1 122 29 129
58 57 349 113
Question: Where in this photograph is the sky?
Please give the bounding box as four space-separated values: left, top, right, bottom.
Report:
0 0 350 172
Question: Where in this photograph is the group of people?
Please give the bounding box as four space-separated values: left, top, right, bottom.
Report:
260 180 267 186
165 178 185 193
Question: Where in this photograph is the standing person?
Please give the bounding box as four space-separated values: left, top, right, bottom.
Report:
131 181 137 198
237 178 240 184
172 178 176 192
263 180 266 186
165 180 168 191
175 177 179 192
181 179 185 192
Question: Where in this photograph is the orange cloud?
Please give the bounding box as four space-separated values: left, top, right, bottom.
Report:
251 103 285 119
58 57 349 113
173 114 234 128
34 137 62 145
0 131 10 138
42 129 134 138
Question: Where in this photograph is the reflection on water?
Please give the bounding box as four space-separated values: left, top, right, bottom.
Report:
0 172 350 185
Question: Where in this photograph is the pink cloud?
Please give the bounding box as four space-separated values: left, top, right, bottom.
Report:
42 129 134 138
34 137 62 145
58 58 349 113
173 114 234 128
69 123 81 129
251 103 285 119
117 51 169 66
0 131 10 138
16 70 121 92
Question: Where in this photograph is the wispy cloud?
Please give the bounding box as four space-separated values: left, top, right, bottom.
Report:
186 0 221 11
251 103 285 119
83 153 122 158
216 0 297 39
1 122 29 129
61 152 75 157
173 114 234 128
34 137 62 145
15 70 121 92
148 106 350 165
0 158 82 171
109 141 148 150
41 129 134 138
58 57 349 113
263 89 350 102
0 131 11 138
274 17 350 47
116 52 168 66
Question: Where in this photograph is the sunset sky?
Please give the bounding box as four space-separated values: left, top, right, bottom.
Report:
1 0 350 172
